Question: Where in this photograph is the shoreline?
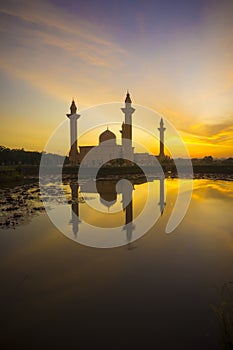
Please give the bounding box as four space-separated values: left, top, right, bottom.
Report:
0 164 233 183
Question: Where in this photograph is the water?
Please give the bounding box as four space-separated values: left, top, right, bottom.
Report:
0 178 232 349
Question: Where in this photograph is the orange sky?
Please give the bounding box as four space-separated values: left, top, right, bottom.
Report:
0 0 233 158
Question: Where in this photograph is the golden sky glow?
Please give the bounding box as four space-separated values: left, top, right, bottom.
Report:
0 0 233 157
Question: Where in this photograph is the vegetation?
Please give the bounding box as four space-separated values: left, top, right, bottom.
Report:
192 156 233 165
0 146 69 182
211 282 233 350
0 165 23 182
0 146 232 182
0 146 41 165
0 146 69 166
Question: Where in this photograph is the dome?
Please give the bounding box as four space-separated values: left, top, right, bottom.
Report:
99 128 116 145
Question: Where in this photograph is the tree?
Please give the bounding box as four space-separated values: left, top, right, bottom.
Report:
202 156 213 163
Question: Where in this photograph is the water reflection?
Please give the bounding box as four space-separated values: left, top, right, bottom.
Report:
68 177 166 247
0 179 232 349
2 178 232 247
0 177 166 236
121 180 134 248
159 177 166 215
70 182 81 238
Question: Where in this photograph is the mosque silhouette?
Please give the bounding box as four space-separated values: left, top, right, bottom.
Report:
66 92 166 167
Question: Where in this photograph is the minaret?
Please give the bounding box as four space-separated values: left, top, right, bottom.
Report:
66 100 81 165
121 91 135 163
158 118 166 159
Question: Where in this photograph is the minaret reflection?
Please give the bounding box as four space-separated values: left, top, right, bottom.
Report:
120 180 135 249
158 177 166 215
69 181 81 237
68 177 160 244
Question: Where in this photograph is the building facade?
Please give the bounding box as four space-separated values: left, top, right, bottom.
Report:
66 92 166 166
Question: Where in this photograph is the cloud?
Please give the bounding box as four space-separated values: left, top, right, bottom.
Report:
186 119 233 138
0 0 126 103
179 117 233 155
0 0 123 49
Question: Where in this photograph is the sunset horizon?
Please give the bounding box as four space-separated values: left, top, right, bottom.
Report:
1 0 233 158
1 95 233 159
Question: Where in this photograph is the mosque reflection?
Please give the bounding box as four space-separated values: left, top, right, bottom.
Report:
69 177 166 246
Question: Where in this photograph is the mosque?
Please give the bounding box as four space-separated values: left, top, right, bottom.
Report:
66 92 166 167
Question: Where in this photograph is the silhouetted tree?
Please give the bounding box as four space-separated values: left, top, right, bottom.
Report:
202 156 213 163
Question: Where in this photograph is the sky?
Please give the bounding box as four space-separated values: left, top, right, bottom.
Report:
0 0 233 157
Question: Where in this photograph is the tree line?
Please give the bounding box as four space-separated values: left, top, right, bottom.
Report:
0 146 41 165
0 146 68 165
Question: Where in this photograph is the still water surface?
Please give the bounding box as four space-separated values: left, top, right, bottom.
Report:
0 178 232 349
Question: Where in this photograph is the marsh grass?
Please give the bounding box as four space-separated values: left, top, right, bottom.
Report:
211 282 233 350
